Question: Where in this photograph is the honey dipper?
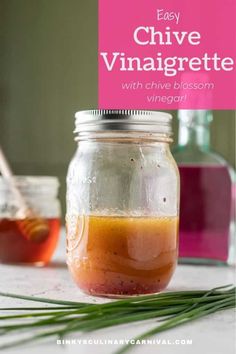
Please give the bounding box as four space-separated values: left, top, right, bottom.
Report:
0 146 49 242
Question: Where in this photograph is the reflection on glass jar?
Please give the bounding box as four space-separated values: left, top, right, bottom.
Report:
66 110 179 297
0 176 61 265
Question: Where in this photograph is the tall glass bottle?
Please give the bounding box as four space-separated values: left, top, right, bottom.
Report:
173 110 235 265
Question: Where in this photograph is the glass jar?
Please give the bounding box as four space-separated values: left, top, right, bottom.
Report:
173 110 235 265
0 176 61 265
66 110 179 297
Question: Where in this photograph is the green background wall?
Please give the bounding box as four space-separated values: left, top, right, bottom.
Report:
0 0 235 216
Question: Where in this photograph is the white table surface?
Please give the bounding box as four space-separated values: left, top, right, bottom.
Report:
0 229 235 354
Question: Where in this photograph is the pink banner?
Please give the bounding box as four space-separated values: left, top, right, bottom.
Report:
98 0 236 109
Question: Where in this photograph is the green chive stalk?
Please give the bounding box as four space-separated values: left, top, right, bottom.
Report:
0 285 234 353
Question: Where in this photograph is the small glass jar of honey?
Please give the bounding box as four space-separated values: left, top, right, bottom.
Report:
0 176 61 265
66 110 179 297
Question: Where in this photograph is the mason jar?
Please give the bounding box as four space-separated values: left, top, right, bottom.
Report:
0 176 61 265
66 110 179 297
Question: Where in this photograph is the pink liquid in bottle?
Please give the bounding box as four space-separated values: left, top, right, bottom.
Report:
178 164 232 262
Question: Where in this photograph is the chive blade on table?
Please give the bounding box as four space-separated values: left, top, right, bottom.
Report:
0 285 234 353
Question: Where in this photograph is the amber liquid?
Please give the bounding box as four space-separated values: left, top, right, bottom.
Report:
67 215 179 296
0 218 60 264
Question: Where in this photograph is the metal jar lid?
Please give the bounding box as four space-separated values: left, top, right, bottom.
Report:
74 110 172 134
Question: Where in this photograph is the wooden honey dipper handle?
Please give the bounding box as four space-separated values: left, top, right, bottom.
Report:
0 146 49 242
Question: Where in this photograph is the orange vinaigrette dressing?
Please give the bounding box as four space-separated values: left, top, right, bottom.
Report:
67 215 179 296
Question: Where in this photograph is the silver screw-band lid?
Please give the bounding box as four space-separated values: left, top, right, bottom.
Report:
74 110 172 134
